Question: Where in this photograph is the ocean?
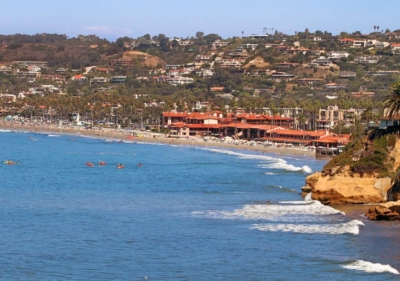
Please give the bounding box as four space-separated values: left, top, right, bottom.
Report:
0 131 399 280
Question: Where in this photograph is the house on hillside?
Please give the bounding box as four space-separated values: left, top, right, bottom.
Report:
327 51 349 60
41 74 66 82
166 76 194 85
275 62 300 68
339 71 356 78
354 56 379 64
17 61 48 67
270 72 295 80
310 57 333 67
285 47 310 54
391 43 400 52
110 76 127 83
237 44 259 51
325 82 345 89
71 74 87 82
195 54 212 63
375 41 390 49
90 77 109 85
339 38 354 45
27 65 41 72
351 91 376 98
165 65 181 70
212 40 230 49
297 78 324 85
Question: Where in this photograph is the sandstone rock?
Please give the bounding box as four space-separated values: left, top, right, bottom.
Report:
305 166 392 205
366 202 400 220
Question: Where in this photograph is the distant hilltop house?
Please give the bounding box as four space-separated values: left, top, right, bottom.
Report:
212 40 230 49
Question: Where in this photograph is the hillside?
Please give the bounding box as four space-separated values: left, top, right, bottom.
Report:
120 51 166 68
0 43 93 61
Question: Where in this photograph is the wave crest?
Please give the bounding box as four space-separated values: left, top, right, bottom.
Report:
341 260 399 274
251 220 364 235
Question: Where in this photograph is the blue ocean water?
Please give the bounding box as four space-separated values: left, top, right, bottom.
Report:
0 131 400 280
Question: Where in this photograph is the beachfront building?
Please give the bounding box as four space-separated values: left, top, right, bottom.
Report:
162 111 349 147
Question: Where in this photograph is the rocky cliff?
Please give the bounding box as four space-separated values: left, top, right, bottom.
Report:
305 167 392 205
304 133 400 205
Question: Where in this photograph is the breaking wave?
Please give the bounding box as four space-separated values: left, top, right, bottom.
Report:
251 220 364 235
202 148 312 173
195 200 344 222
341 260 399 274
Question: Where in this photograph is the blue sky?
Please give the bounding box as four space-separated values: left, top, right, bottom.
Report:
1 0 399 41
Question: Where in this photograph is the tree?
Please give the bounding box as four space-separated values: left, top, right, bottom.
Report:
171 39 179 48
203 34 221 45
382 81 400 118
158 34 169 52
195 31 204 39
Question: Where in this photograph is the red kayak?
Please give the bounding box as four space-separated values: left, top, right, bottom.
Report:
99 161 107 166
86 161 95 167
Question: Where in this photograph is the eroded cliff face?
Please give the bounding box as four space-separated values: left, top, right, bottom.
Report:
304 166 392 205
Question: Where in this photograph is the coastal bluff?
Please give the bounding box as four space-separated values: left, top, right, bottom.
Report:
303 133 400 206
304 168 392 205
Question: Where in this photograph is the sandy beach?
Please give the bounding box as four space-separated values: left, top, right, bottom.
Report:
0 123 317 157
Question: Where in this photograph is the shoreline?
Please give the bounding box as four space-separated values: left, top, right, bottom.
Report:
0 123 317 157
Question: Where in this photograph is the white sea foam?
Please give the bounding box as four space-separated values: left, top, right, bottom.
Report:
251 220 364 235
265 172 276 175
341 260 399 274
259 162 312 173
202 148 312 173
199 200 344 222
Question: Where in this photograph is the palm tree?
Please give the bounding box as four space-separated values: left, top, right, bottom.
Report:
382 81 400 118
374 26 376 32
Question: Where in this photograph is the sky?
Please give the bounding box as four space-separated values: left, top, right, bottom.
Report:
1 0 399 41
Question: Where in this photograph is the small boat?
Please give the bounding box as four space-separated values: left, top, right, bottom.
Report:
86 161 95 167
99 161 107 166
117 164 125 169
3 160 20 165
